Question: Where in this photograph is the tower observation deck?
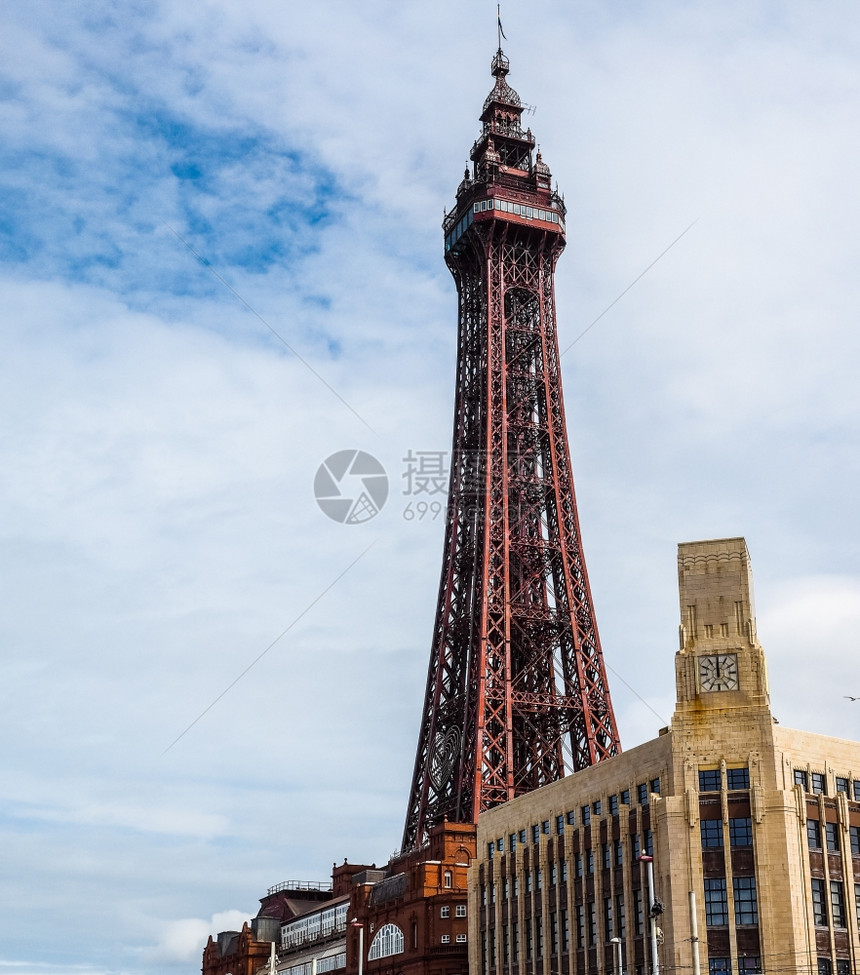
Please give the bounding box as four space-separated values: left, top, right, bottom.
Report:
402 50 621 852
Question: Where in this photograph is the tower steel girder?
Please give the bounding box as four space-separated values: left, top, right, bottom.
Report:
402 50 621 852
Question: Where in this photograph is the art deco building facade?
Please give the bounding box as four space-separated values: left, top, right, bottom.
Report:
472 538 860 975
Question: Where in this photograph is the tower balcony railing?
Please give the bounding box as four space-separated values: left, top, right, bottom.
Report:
267 880 332 895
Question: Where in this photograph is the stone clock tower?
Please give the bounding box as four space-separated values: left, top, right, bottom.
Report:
674 537 771 714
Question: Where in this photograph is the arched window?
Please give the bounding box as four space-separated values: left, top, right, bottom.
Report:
443 870 452 888
368 923 404 960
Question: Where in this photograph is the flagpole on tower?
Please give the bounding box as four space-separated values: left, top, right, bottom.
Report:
497 4 507 49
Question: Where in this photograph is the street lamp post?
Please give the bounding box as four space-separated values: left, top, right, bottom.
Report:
638 855 662 975
610 937 623 975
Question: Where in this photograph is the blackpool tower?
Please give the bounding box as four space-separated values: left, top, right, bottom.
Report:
402 49 621 852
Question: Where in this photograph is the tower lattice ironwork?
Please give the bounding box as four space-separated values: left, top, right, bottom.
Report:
402 50 621 852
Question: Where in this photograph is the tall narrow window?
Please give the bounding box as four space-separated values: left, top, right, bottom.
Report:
794 769 809 790
808 819 822 850
826 823 840 853
733 876 758 925
812 772 827 795
704 878 728 926
850 825 860 857
830 881 846 927
812 879 828 925
729 817 753 847
444 870 452 888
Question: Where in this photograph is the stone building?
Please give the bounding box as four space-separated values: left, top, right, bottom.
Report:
472 537 860 975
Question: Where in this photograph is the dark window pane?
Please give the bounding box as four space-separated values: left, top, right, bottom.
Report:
726 767 750 790
729 818 753 847
705 878 728 926
701 820 724 848
700 769 721 792
733 876 758 925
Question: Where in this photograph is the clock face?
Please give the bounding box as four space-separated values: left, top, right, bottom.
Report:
698 654 739 692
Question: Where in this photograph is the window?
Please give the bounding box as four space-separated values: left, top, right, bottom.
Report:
709 959 730 975
726 767 750 790
850 825 860 856
604 897 614 940
456 904 467 917
532 824 540 843
561 909 569 952
512 876 519 898
795 769 809 790
456 934 467 943
812 878 828 925
561 859 568 883
856 884 860 927
633 888 644 935
730 817 753 847
503 879 509 899
738 958 761 974
699 769 721 792
582 805 591 826
593 800 602 816
556 814 565 835
444 870 452 888
603 843 611 870
807 819 822 849
616 894 626 938
819 960 832 975
441 906 450 918
701 820 724 848
550 912 558 955
830 881 846 927
812 772 827 795
488 842 495 860
826 822 840 853
836 777 849 794
536 868 542 891
854 782 860 802
566 810 576 826
542 820 551 835
615 840 624 866
536 915 543 957
621 789 631 805
509 832 517 852
576 906 585 948
733 876 758 925
705 878 728 925
650 777 661 795
587 850 594 874
645 829 654 855
441 935 450 944
550 864 557 887
836 962 850 975
519 828 527 844
631 833 641 860
512 921 519 962
526 872 532 894
575 855 583 878
638 783 649 804
587 902 596 945
369 924 404 960
610 794 619 815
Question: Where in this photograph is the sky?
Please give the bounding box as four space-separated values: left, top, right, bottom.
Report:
2 1 860 973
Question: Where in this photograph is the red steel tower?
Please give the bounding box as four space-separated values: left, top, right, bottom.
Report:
403 49 621 852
